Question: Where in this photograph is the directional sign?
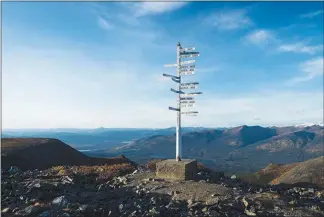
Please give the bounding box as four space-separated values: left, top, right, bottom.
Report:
180 60 195 65
180 52 200 58
181 111 199 114
180 97 194 101
180 47 195 52
171 88 184 94
172 77 180 83
180 68 195 73
163 73 180 80
180 86 197 90
181 104 195 108
181 71 195 75
180 53 200 58
182 82 199 86
169 107 180 111
180 65 195 69
181 100 195 104
180 83 198 90
181 92 202 96
164 63 177 67
180 51 200 55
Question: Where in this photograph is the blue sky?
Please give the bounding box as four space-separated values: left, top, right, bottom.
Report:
2 2 323 129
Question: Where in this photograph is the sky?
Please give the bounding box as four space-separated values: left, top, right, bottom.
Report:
2 1 324 129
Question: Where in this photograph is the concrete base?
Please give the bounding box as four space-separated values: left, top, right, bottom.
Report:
156 159 197 181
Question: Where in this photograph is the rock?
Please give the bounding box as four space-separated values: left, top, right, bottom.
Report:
242 197 249 208
78 204 88 212
15 205 41 216
231 174 237 180
38 211 51 217
52 196 69 208
244 209 257 216
61 176 73 184
205 197 219 206
149 207 160 216
62 213 70 217
1 207 10 213
8 166 20 174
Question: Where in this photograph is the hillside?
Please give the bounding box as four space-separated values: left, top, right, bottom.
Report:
107 125 324 172
270 156 324 186
1 138 135 171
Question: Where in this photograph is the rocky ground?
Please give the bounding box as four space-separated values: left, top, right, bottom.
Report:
2 166 324 217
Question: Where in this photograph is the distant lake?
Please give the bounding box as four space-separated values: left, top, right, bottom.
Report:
78 149 99 152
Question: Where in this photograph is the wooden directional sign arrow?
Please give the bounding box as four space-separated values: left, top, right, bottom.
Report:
180 47 195 52
180 52 200 58
172 77 180 83
164 63 177 67
169 107 180 111
180 65 195 69
180 54 200 58
181 71 195 75
181 100 195 104
180 51 200 55
181 104 195 108
180 97 194 101
171 88 185 94
180 60 195 65
181 92 202 96
181 111 199 114
163 73 180 79
180 82 198 90
180 68 195 72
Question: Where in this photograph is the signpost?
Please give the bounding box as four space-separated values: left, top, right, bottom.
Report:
163 42 202 161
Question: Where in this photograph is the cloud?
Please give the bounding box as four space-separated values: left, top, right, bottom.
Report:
205 9 253 31
98 16 113 30
300 10 324 19
243 29 276 46
197 91 323 127
278 42 323 55
288 57 324 84
133 2 188 17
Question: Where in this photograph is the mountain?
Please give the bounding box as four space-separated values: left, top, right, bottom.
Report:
1 138 135 171
107 125 323 172
2 127 215 149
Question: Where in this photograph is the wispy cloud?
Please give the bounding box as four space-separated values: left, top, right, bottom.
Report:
133 2 188 17
98 16 113 30
300 10 324 19
278 42 323 55
205 9 253 31
288 57 323 84
243 29 276 46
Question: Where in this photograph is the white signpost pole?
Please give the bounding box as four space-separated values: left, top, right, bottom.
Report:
176 42 182 161
163 42 201 162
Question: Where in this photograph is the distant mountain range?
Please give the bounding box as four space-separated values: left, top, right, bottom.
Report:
1 127 219 149
106 125 324 173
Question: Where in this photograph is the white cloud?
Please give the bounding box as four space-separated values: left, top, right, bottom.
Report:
206 9 253 31
133 2 188 17
243 29 276 46
98 16 113 30
300 10 324 19
288 57 324 84
196 91 323 128
278 42 323 55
